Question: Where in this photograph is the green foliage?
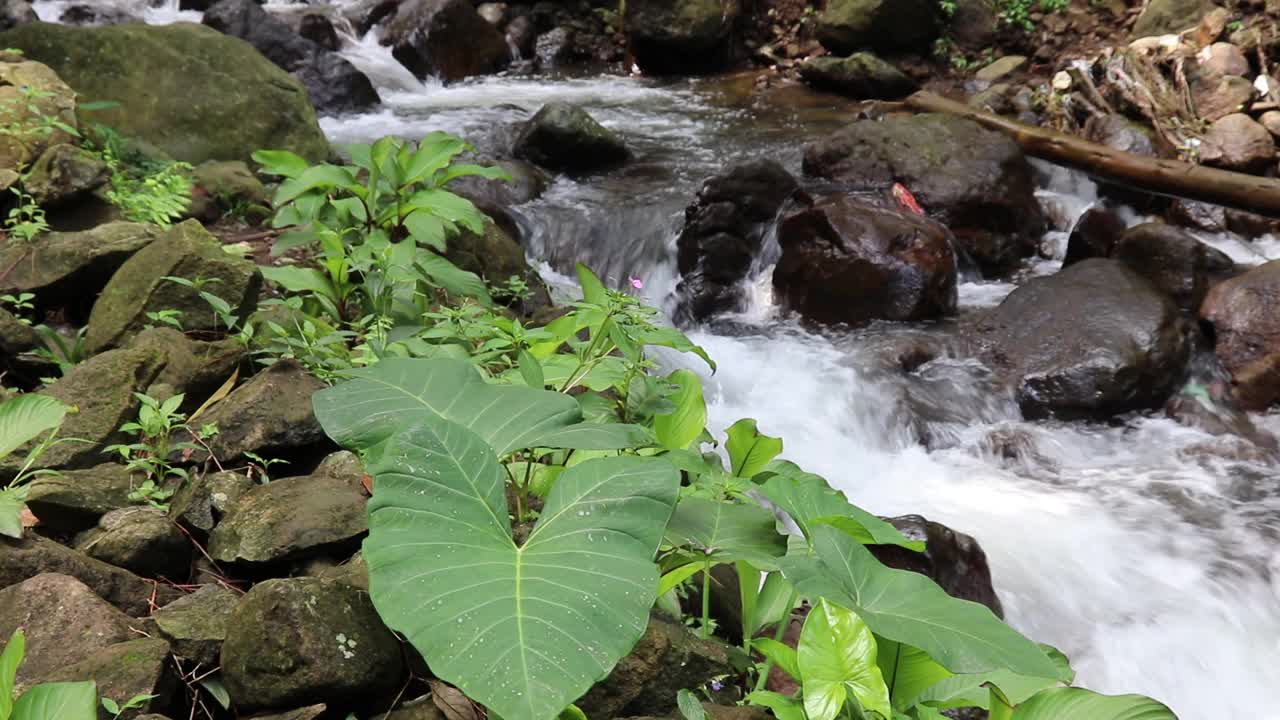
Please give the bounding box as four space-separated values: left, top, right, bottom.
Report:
88 125 192 228
0 84 78 144
996 687 1177 720
1 630 97 720
4 188 48 244
0 293 34 323
30 325 87 377
797 600 891 720
103 393 214 508
0 394 70 538
99 694 154 720
995 0 1068 32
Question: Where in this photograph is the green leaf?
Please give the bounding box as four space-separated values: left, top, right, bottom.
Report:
558 705 588 720
746 691 805 720
517 350 545 389
251 149 309 179
0 486 27 540
402 134 468 186
403 189 486 234
780 526 1065 681
442 163 512 184
630 325 716 372
403 210 448 252
199 678 231 710
1 629 25 720
676 689 706 720
656 562 704 598
416 254 492 305
1009 688 1176 720
0 394 67 461
757 471 923 551
798 599 891 720
753 638 799 682
575 263 607 306
653 370 706 451
664 497 786 569
913 644 1071 709
528 422 653 451
748 571 795 637
259 266 336 300
11 681 97 720
363 416 679 720
99 698 118 715
724 419 781 479
273 164 359 206
876 638 950 710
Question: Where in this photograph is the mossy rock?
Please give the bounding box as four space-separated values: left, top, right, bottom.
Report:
168 469 254 535
0 222 160 302
0 536 172 617
75 506 191 580
126 327 247 408
798 53 916 99
25 463 140 532
153 584 239 666
46 638 175 720
446 221 552 314
23 142 111 206
187 160 270 221
0 56 76 173
208 471 367 565
0 306 37 355
0 22 329 165
85 219 261 353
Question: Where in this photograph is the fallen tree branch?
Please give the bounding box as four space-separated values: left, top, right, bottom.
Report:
904 90 1280 218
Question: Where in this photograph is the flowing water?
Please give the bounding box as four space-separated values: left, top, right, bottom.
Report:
32 2 1280 715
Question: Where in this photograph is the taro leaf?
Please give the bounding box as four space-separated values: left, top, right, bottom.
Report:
1009 688 1177 720
725 419 781 478
913 644 1072 709
2 629 24 720
313 358 648 456
876 638 951 711
11 681 97 720
0 486 28 540
664 497 786 569
653 370 706 451
780 526 1065 682
363 415 679 720
676 689 706 720
797 599 891 720
747 691 805 720
757 471 922 551
753 638 799 682
0 394 68 461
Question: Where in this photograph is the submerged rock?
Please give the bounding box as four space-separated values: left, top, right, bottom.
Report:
625 0 740 74
1113 222 1234 311
1200 259 1280 409
870 515 1004 617
817 0 940 54
772 195 958 326
798 53 916 99
514 102 630 173
382 0 508 82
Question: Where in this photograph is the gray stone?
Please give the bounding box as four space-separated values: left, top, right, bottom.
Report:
208 472 366 565
0 536 169 616
382 0 508 82
1114 222 1234 311
23 143 110 206
817 0 940 54
514 102 630 173
75 507 190 580
0 223 160 303
798 53 916 99
974 55 1026 83
1200 113 1275 171
25 463 139 532
168 470 255 534
153 584 239 666
45 638 174 720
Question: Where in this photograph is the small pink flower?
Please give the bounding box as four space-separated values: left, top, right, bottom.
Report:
629 276 644 290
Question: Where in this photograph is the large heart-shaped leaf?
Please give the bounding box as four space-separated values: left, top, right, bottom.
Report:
11 681 97 720
757 471 922 551
0 395 68 462
664 497 786 569
780 526 1065 681
725 419 782 478
798 599 891 720
877 638 952 711
314 358 648 456
363 415 679 720
912 644 1071 710
1009 688 1176 720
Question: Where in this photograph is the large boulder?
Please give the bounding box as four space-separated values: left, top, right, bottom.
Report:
976 258 1191 419
381 0 508 83
624 0 740 74
674 160 799 322
514 102 630 173
0 22 329 164
817 0 940 54
0 53 76 173
85 220 261 354
869 516 1004 617
208 471 367 565
220 577 404 712
0 222 161 306
1113 222 1234 311
153 585 239 666
798 53 916 99
25 463 139 533
45 638 175 720
772 195 958 326
0 535 169 616
75 507 191 580
1200 260 1280 409
803 114 1045 277
202 0 379 115
1132 0 1218 38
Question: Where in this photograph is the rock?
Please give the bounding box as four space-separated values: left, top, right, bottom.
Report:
514 102 630 173
208 471 366 565
947 0 996 50
75 507 190 580
798 53 916 99
168 470 255 535
1224 208 1280 238
1084 114 1160 157
1165 352 1279 454
45 638 174 719
979 258 1191 419
1260 110 1280 137
382 0 509 83
578 613 731 719
25 464 139 533
772 195 958 326
186 360 329 464
1200 113 1275 171
0 0 34 32
1062 206 1125 268
445 222 552 314
85 220 261 354
187 160 270 222
869 515 1003 615
803 114 1045 277
0 307 36 357
535 26 576 67
967 82 1016 115
0 56 77 173
974 55 1026 83
1169 198 1228 233
1113 222 1234 311
126 327 247 405
1200 41 1248 76
59 4 137 25
477 2 507 26
203 0 379 115
624 0 740 73
505 15 536 60
153 585 239 666
255 707 329 720
447 157 548 210
674 160 799 322
0 22 329 165
220 577 403 712
23 143 110 206
0 536 168 616
0 222 161 305
1133 0 1218 38
315 552 368 592
1200 259 1280 409
375 696 443 720
1190 67 1254 121
817 0 940 54
296 11 341 51
0 574 136 689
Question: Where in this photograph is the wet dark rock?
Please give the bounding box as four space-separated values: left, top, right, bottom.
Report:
382 0 509 83
535 26 576 67
24 464 138 533
869 515 1004 617
153 585 239 667
1132 0 1218 37
220 577 403 712
46 638 174 719
1200 259 1280 409
947 0 996 50
208 471 366 565
674 160 799 322
75 507 190 580
817 0 940 54
1165 353 1279 454
625 0 740 73
0 535 171 616
168 470 255 535
446 221 552 315
0 0 34 32
203 0 379 115
0 222 160 306
514 102 630 173
798 53 916 99
1062 206 1125 268
448 157 548 211
298 10 341 51
803 114 1045 277
23 143 110 206
1113 222 1234 311
978 258 1191 419
0 573 136 688
505 15 536 60
577 613 732 719
773 195 958 326
1169 198 1228 234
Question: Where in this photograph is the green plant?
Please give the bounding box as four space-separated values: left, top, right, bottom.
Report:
0 293 33 323
30 325 87 377
162 275 242 333
492 273 534 304
0 394 71 538
995 0 1067 32
100 694 155 719
103 393 210 508
0 630 97 720
103 157 193 227
0 84 78 144
3 188 48 244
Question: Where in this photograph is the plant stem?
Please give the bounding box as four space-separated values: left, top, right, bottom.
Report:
700 556 712 640
752 588 797 693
